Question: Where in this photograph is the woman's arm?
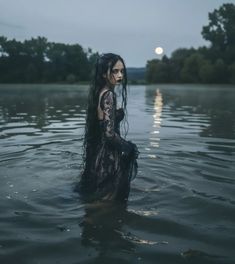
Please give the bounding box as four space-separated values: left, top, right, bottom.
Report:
101 90 136 156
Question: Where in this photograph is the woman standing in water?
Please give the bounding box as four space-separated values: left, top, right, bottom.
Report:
78 53 139 201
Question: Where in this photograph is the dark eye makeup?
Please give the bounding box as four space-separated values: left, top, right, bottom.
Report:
112 69 124 74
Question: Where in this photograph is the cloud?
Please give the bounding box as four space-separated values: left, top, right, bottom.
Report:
0 20 24 30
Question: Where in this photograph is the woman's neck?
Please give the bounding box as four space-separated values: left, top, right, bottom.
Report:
104 84 115 90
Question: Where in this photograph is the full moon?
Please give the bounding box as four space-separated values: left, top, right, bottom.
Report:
155 47 164 55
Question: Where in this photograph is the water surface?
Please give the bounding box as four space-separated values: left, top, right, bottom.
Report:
0 84 235 264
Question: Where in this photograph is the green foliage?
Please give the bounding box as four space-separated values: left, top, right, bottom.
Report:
213 59 228 83
146 56 170 83
228 63 235 83
170 48 196 82
181 53 204 83
0 36 96 83
146 3 235 84
202 4 235 50
199 60 214 83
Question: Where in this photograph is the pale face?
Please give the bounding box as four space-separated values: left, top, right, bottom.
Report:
105 60 124 87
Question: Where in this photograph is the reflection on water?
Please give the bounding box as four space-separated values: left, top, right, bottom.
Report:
150 88 163 149
0 84 235 263
0 84 87 131
80 202 135 259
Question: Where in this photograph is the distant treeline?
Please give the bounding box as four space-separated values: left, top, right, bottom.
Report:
0 37 99 83
126 67 146 83
0 3 234 84
146 3 235 84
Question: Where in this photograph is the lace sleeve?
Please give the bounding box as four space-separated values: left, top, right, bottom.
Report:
100 90 134 155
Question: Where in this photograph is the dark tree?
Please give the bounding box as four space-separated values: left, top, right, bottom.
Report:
201 3 235 63
0 36 96 83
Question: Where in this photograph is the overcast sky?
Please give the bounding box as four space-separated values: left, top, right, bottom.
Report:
0 0 234 67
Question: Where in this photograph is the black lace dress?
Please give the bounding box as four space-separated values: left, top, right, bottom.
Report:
79 89 138 202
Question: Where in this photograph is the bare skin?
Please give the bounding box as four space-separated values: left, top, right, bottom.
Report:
97 60 124 120
104 60 124 89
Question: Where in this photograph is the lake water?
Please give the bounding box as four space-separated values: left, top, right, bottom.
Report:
0 84 235 264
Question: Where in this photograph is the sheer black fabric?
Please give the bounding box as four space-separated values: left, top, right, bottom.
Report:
79 90 138 201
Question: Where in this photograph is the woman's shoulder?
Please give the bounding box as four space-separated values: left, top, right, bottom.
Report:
99 88 113 97
98 88 115 114
99 88 115 103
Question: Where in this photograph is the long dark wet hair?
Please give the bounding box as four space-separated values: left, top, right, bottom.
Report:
80 53 129 179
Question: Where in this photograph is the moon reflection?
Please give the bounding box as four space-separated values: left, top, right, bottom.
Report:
150 89 163 148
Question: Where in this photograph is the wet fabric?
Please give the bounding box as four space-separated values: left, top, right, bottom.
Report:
78 89 139 202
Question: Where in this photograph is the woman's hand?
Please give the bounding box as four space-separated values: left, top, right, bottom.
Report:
128 141 140 159
116 108 124 122
121 141 139 159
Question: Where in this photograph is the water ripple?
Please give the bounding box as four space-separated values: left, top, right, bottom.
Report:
1 84 235 263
